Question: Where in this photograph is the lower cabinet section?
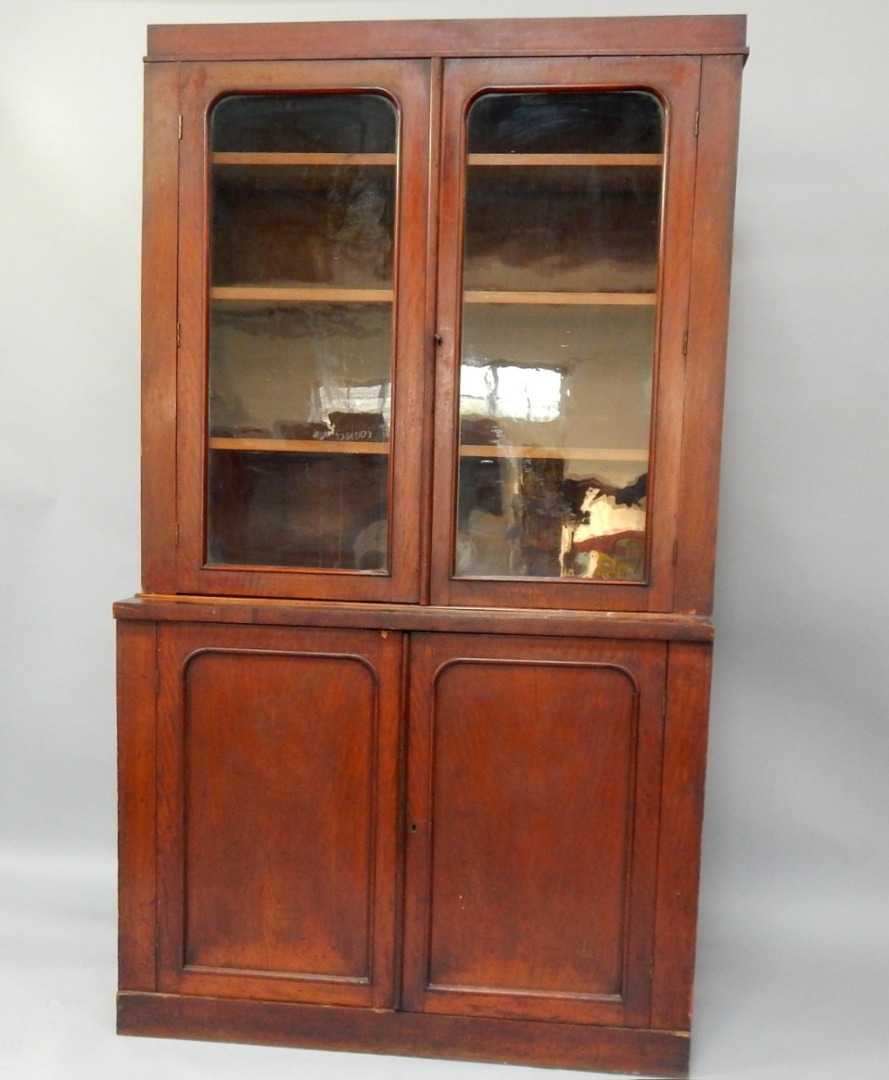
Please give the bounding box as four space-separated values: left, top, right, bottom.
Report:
117 610 710 1077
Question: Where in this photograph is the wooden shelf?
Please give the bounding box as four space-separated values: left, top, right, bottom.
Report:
464 290 656 306
211 286 394 303
209 438 645 462
213 153 659 168
212 287 653 309
460 444 648 461
213 152 396 166
209 437 390 454
467 153 663 167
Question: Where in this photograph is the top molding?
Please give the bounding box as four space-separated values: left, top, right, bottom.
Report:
146 14 747 63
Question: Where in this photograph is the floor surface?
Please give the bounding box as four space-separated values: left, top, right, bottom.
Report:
2 851 887 1080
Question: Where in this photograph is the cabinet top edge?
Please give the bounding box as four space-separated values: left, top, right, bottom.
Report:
113 596 715 642
146 15 747 63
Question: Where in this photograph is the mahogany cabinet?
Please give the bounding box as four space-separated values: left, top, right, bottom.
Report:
116 15 745 1077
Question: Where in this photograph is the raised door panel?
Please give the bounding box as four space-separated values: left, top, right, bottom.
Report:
156 624 402 1007
163 59 431 601
403 634 666 1027
430 56 702 613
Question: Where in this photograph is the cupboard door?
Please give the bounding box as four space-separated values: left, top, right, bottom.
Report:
169 60 431 601
431 57 701 612
155 624 402 1007
403 634 666 1027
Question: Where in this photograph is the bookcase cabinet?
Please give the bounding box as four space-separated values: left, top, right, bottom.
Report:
116 15 745 1076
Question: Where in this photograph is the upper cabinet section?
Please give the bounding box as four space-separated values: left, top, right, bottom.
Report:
140 17 746 613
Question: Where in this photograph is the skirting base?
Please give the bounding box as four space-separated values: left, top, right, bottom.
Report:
118 991 690 1076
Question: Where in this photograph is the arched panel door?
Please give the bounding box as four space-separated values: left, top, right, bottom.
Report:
155 623 403 1007
403 632 667 1027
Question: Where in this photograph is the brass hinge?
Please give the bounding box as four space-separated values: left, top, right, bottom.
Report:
682 326 689 356
176 322 181 349
178 114 183 140
694 110 700 138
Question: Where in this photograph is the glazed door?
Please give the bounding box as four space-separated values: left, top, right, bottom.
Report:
402 633 667 1027
155 624 402 1007
431 57 701 612
174 60 431 601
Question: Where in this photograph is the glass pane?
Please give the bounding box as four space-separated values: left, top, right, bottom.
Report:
455 91 663 582
205 93 397 571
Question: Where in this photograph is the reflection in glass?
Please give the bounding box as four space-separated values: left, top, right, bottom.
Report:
455 91 664 582
205 94 398 571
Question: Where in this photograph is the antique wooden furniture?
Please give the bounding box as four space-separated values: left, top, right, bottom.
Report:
116 15 746 1077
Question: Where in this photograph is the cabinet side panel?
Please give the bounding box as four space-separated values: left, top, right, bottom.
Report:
117 619 159 991
141 62 181 594
650 640 712 1030
674 55 744 614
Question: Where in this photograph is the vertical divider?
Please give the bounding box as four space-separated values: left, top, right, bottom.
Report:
418 58 445 606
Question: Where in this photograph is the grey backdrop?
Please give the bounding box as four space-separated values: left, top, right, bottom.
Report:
2 2 887 1078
